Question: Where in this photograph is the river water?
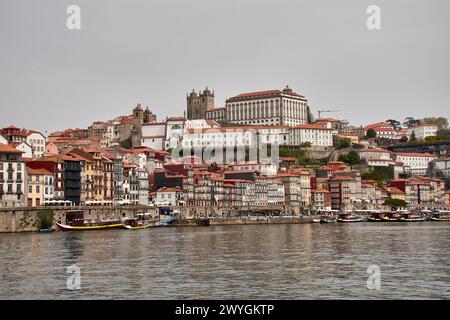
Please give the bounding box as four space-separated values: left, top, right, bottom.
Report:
0 222 449 299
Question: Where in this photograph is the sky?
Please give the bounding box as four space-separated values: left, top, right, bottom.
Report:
0 0 449 134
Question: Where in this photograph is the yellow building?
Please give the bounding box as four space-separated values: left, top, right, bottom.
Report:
27 168 53 207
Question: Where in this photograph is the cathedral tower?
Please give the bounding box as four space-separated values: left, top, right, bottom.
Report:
186 86 215 120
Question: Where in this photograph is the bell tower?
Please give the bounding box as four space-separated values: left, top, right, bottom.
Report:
186 86 215 120
131 103 144 148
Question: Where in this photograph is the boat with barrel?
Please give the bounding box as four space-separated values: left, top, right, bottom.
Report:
380 212 402 222
123 213 155 230
336 213 363 223
430 212 450 222
367 211 401 222
399 212 426 222
367 212 388 222
55 210 124 231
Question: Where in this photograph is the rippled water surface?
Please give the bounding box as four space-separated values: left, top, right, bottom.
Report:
0 223 449 299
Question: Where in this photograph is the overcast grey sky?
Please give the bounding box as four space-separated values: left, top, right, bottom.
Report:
0 0 449 134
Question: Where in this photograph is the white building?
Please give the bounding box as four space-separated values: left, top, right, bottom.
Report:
395 152 436 176
0 144 26 207
25 131 46 158
0 134 7 144
138 169 149 205
13 142 33 158
407 124 438 141
289 124 334 147
225 86 308 126
205 107 226 123
229 161 278 176
155 187 183 206
141 122 166 150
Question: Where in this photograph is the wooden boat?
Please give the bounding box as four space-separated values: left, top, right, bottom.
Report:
320 218 336 224
399 213 426 222
430 213 450 221
56 221 124 231
367 212 387 222
123 224 151 230
379 212 402 222
336 213 363 223
56 210 124 232
312 218 321 223
123 218 151 230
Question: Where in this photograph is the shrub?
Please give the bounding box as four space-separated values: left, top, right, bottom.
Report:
37 209 54 230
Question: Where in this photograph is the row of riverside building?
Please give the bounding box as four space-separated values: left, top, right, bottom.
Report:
2 138 449 210
1 85 449 210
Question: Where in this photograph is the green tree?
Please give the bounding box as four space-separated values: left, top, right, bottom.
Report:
403 117 421 128
410 131 417 142
338 150 360 165
386 119 401 131
366 128 377 139
383 198 407 208
400 135 408 143
337 139 351 149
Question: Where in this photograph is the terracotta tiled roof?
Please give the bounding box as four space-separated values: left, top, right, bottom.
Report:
293 124 333 130
230 89 304 99
395 152 435 157
27 168 53 175
0 143 23 153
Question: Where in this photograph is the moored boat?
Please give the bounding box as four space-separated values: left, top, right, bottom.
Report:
380 212 402 222
336 213 363 223
430 212 450 221
123 218 152 230
55 210 124 232
399 213 426 222
320 217 336 224
367 212 388 222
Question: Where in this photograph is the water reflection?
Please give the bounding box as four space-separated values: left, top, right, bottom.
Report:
0 223 449 299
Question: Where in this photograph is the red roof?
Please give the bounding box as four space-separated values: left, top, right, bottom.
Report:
294 124 333 130
230 89 304 99
0 143 23 153
312 189 330 193
27 168 52 175
395 152 435 157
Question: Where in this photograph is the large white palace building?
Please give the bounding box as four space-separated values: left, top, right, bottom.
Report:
224 86 308 126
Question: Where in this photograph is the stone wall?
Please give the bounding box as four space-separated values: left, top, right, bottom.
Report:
0 206 154 233
0 205 297 233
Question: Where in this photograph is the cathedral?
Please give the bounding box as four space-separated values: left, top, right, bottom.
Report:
186 87 215 120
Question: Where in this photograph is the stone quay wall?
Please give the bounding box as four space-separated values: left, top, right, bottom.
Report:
0 205 298 233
